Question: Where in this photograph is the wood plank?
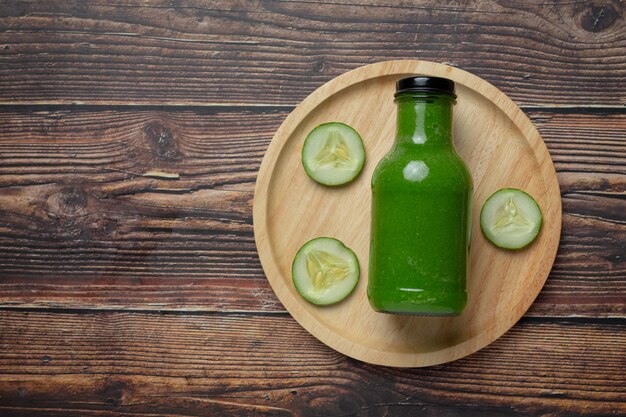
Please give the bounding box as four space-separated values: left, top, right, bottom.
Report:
0 311 623 416
0 107 624 316
1 1 625 106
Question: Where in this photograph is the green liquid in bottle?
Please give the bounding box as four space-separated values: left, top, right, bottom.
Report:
368 77 473 315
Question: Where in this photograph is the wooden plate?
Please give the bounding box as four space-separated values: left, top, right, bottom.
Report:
253 60 561 367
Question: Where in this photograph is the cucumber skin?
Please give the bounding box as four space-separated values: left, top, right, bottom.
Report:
291 236 360 306
480 188 543 250
301 122 365 187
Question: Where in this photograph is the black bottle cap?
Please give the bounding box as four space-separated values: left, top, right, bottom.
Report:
395 76 456 97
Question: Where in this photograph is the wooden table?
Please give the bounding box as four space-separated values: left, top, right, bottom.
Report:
0 1 624 416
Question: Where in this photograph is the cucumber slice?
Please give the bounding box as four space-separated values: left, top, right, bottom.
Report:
302 122 365 186
480 188 543 250
292 237 360 305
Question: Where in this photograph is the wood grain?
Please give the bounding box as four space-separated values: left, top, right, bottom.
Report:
0 1 623 414
252 60 564 366
0 0 625 106
0 106 624 316
0 310 624 416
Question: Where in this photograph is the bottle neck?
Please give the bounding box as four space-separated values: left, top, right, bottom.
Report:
394 93 455 148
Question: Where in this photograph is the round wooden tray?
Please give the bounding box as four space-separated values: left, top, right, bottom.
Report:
253 60 561 367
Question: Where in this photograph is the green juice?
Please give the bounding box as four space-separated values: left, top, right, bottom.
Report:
368 77 473 315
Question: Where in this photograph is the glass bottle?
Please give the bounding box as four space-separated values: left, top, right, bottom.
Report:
368 76 473 315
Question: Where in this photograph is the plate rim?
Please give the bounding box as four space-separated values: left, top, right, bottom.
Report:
253 59 562 367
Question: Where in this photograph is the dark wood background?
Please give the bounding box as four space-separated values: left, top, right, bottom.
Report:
0 1 624 416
